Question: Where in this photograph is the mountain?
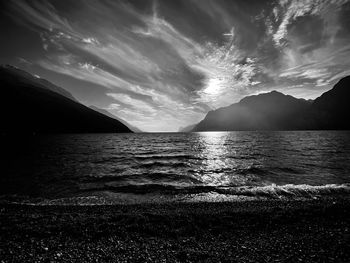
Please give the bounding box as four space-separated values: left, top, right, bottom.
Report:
191 75 350 131
178 123 197 132
89 106 143 133
0 65 132 133
308 76 350 129
2 65 77 101
193 91 312 131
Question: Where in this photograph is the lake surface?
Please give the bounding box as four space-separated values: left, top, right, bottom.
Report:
2 131 350 204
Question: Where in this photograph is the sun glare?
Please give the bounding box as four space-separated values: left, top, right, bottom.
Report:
204 78 222 95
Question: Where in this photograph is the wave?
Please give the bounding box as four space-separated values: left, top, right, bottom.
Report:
2 183 349 206
236 167 268 175
80 172 203 185
235 166 302 175
91 156 129 164
219 184 350 198
132 154 197 160
90 154 197 164
79 183 350 198
137 161 190 169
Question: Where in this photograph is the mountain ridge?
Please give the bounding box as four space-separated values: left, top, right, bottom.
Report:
89 106 143 133
0 65 132 134
1 65 77 101
190 76 350 132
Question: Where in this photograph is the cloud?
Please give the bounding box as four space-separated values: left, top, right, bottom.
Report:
272 0 349 47
4 0 350 130
17 57 32 66
106 93 157 115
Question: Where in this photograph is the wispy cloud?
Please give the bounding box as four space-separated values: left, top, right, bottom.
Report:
4 0 350 130
272 0 348 47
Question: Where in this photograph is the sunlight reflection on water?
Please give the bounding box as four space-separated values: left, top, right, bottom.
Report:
196 132 232 185
2 131 350 199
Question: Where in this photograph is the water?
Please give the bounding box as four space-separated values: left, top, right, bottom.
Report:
1 131 350 204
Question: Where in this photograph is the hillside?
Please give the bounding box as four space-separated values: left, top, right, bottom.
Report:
191 75 349 131
0 65 132 133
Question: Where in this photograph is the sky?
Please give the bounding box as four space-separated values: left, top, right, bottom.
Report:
1 0 350 132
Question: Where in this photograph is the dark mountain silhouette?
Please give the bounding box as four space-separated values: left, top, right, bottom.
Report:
89 106 143 133
2 65 77 101
308 76 350 129
0 65 132 133
193 91 312 131
191 75 350 132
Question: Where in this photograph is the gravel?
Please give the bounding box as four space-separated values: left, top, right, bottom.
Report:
1 198 350 262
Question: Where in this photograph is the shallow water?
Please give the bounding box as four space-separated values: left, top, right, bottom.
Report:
1 131 350 203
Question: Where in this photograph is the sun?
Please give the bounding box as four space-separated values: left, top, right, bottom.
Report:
204 78 222 95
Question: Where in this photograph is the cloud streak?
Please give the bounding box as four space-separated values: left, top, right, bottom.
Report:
3 0 350 131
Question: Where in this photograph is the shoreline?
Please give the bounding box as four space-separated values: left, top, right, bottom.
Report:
2 182 350 206
1 198 350 262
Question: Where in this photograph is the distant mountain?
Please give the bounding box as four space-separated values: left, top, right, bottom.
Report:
178 123 197 132
0 65 132 133
191 75 350 131
89 106 143 133
193 91 312 131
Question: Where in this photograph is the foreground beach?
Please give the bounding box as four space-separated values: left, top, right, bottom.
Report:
1 198 350 262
